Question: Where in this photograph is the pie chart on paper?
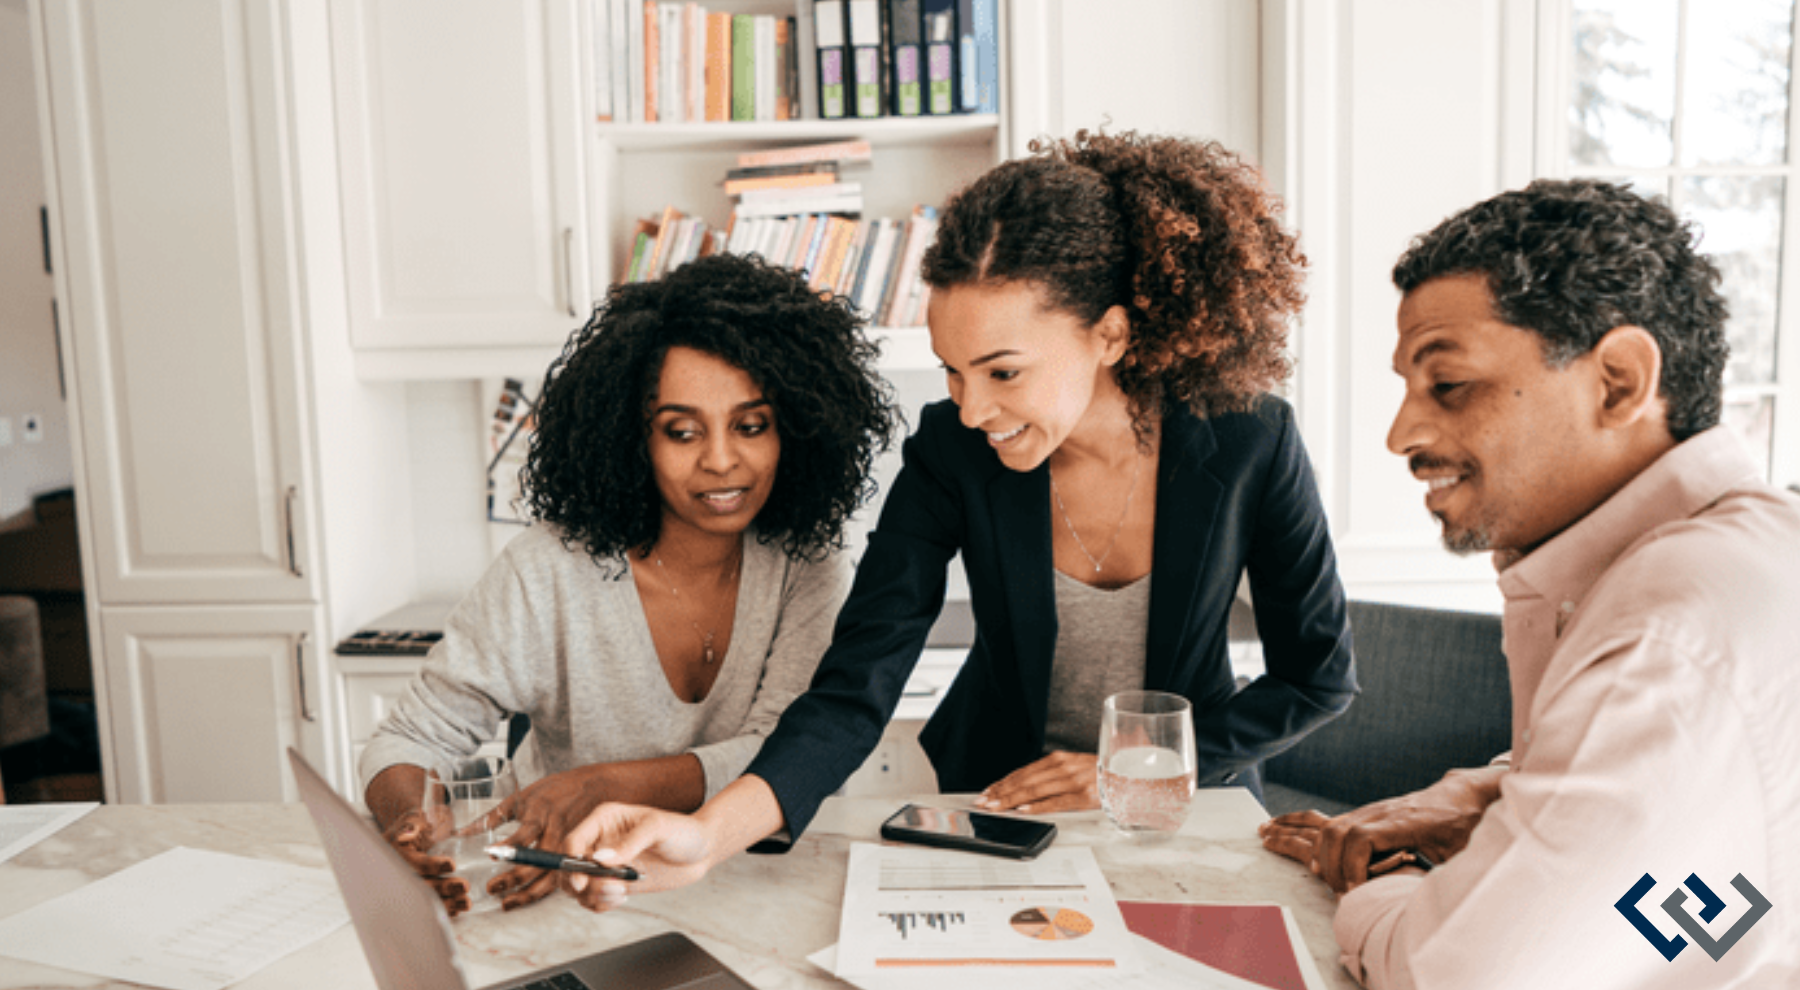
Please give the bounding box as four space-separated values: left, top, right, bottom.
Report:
1009 907 1094 940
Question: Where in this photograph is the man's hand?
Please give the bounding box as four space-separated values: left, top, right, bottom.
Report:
560 803 716 912
974 751 1099 814
1257 765 1507 893
381 807 472 915
480 766 612 911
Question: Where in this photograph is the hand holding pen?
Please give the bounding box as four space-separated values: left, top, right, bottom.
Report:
487 843 643 882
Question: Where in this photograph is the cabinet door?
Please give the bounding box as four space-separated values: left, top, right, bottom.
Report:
98 605 330 804
35 0 318 605
331 0 591 351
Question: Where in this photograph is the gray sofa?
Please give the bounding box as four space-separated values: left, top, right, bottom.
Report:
1259 600 1512 817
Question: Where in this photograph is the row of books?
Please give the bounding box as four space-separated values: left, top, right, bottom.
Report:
595 0 1000 123
595 1 802 123
619 204 940 329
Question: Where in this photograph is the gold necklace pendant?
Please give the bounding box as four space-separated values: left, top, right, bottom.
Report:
652 546 740 665
1050 453 1143 574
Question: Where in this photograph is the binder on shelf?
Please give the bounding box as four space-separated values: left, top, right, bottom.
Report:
922 0 956 114
956 0 976 112
812 0 849 119
845 0 884 118
704 10 731 121
970 0 998 113
886 0 922 116
784 16 802 122
730 14 755 121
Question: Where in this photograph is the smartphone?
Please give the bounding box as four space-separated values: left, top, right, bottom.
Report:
878 803 1058 860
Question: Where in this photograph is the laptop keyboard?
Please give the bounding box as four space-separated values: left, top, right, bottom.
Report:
514 974 590 990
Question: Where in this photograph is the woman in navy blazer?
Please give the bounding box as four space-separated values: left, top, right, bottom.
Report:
563 131 1356 904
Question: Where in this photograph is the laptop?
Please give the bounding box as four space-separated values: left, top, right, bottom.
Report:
287 747 758 990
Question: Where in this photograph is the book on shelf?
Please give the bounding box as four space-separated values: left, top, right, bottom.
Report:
643 2 661 121
970 0 998 112
730 14 755 121
594 2 613 121
658 2 684 122
704 10 731 121
724 171 846 196
754 15 776 120
736 138 872 169
626 0 647 121
725 160 841 181
686 2 706 122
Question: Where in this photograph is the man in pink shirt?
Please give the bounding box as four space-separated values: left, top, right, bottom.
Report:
1261 180 1800 988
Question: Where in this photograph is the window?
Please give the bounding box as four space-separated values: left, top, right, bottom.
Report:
1559 0 1798 484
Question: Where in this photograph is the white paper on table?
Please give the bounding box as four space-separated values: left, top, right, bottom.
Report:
0 846 349 990
0 802 98 863
812 932 1273 990
833 842 1139 975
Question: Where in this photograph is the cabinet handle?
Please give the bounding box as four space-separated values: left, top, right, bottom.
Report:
562 226 577 318
284 484 303 578
296 632 316 723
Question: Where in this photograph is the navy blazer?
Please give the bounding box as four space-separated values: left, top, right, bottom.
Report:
746 395 1357 843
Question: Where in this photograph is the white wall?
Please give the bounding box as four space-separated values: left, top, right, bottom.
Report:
1270 0 1537 612
1010 0 1261 159
0 0 72 522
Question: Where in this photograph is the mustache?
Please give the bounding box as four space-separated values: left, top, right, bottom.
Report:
1409 453 1473 476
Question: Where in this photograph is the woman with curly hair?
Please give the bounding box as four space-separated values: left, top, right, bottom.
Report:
560 131 1357 908
358 253 894 915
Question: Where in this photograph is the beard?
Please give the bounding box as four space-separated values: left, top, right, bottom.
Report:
1434 511 1492 555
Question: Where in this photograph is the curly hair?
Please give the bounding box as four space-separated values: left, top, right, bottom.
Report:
1392 178 1728 441
920 129 1306 435
523 253 897 565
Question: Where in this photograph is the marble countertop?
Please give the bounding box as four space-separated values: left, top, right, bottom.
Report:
0 792 1354 989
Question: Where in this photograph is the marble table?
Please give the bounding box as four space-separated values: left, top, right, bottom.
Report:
0 791 1355 989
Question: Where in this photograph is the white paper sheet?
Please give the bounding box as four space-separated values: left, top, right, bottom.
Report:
813 932 1272 990
834 842 1139 975
0 802 98 863
0 846 349 990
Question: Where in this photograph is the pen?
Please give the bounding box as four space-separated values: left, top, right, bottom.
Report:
485 844 642 881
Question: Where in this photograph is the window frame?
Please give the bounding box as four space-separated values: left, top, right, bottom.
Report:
1537 0 1800 489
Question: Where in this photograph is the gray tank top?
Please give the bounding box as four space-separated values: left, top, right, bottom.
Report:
1042 568 1151 754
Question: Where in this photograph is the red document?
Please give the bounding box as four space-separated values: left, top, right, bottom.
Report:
1118 901 1313 990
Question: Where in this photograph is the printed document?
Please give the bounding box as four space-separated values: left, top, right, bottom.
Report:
0 802 97 863
0 846 348 990
833 842 1138 975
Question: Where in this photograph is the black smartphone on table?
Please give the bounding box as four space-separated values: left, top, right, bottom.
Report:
878 803 1058 860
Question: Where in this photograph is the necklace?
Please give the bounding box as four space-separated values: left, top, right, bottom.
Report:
1049 453 1142 573
651 545 741 664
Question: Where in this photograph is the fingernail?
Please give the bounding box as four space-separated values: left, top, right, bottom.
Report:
1017 804 1031 813
570 875 588 892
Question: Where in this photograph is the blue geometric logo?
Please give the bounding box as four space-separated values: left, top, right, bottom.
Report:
1616 872 1773 961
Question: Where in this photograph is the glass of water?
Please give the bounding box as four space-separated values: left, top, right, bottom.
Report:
421 755 518 912
1097 690 1197 836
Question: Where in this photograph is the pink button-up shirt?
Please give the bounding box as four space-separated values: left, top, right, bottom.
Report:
1333 428 1800 989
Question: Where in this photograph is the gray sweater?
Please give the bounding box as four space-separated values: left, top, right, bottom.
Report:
358 524 850 801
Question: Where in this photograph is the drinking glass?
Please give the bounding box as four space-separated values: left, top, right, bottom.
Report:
1097 690 1197 836
421 755 518 912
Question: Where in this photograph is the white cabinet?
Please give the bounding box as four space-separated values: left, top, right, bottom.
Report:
32 0 337 801
330 0 1017 381
37 0 317 607
330 0 594 375
98 606 328 804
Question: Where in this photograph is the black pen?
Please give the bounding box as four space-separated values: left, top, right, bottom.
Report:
486 844 642 881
